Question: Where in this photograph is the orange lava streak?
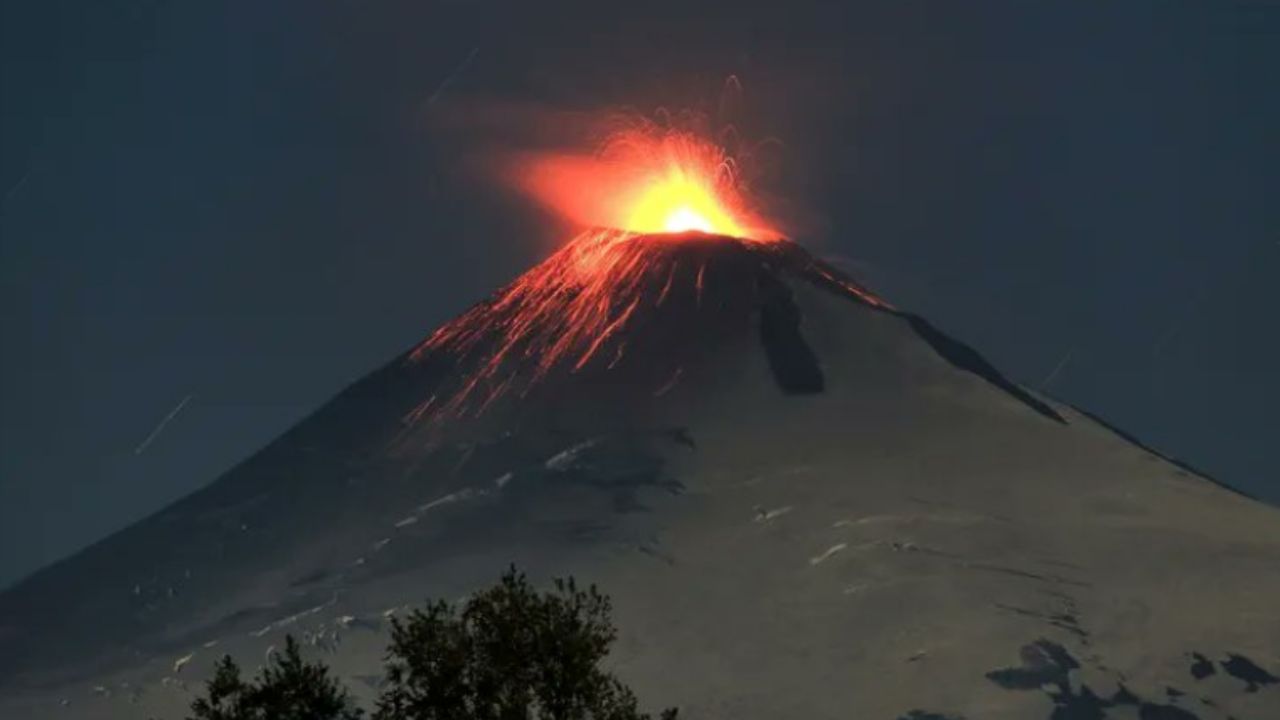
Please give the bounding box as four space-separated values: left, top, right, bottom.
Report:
409 124 799 422
410 228 678 418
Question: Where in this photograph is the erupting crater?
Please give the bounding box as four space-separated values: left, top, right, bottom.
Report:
405 230 886 424
404 126 889 424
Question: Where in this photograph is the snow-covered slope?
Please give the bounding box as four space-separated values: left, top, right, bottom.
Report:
2 233 1277 719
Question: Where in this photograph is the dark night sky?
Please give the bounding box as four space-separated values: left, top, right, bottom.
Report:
1 1 1277 589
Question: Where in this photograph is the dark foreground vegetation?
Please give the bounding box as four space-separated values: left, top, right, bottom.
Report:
187 567 676 720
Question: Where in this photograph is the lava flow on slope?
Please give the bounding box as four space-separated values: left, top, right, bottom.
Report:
404 125 886 424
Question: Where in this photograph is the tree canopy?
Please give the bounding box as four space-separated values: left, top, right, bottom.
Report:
189 635 362 720
187 568 675 720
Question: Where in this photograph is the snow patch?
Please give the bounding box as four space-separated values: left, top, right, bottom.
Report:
754 505 793 523
545 439 599 471
809 543 847 566
417 488 478 513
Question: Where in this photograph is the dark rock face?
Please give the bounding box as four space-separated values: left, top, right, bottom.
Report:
1220 654 1279 693
928 640 1280 720
1189 653 1217 680
985 639 1080 691
756 268 824 394
904 314 1064 423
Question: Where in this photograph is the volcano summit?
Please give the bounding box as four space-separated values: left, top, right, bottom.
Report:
2 227 1279 719
400 230 889 425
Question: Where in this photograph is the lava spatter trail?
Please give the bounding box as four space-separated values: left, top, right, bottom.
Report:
407 229 711 420
404 229 887 424
402 124 886 425
409 230 640 402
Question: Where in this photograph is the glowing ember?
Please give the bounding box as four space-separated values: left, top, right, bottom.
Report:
508 125 780 242
620 144 749 236
661 206 715 233
409 227 667 419
404 122 881 425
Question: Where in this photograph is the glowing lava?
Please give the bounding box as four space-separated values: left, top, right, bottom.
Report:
508 125 779 241
407 227 683 421
661 206 716 233
621 148 749 236
405 124 879 425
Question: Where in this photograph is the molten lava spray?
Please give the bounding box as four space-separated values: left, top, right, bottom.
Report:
407 122 805 423
508 123 781 242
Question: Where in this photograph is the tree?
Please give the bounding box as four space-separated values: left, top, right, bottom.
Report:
188 655 249 720
373 566 676 720
189 635 363 720
186 568 672 720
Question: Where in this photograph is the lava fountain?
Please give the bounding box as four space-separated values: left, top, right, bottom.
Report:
508 126 781 240
404 123 878 425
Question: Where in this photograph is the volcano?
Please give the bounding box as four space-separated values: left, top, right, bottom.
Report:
2 232 1279 720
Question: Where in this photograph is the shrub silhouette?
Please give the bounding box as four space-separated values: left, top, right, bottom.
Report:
187 568 674 720
374 566 675 720
188 635 363 720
